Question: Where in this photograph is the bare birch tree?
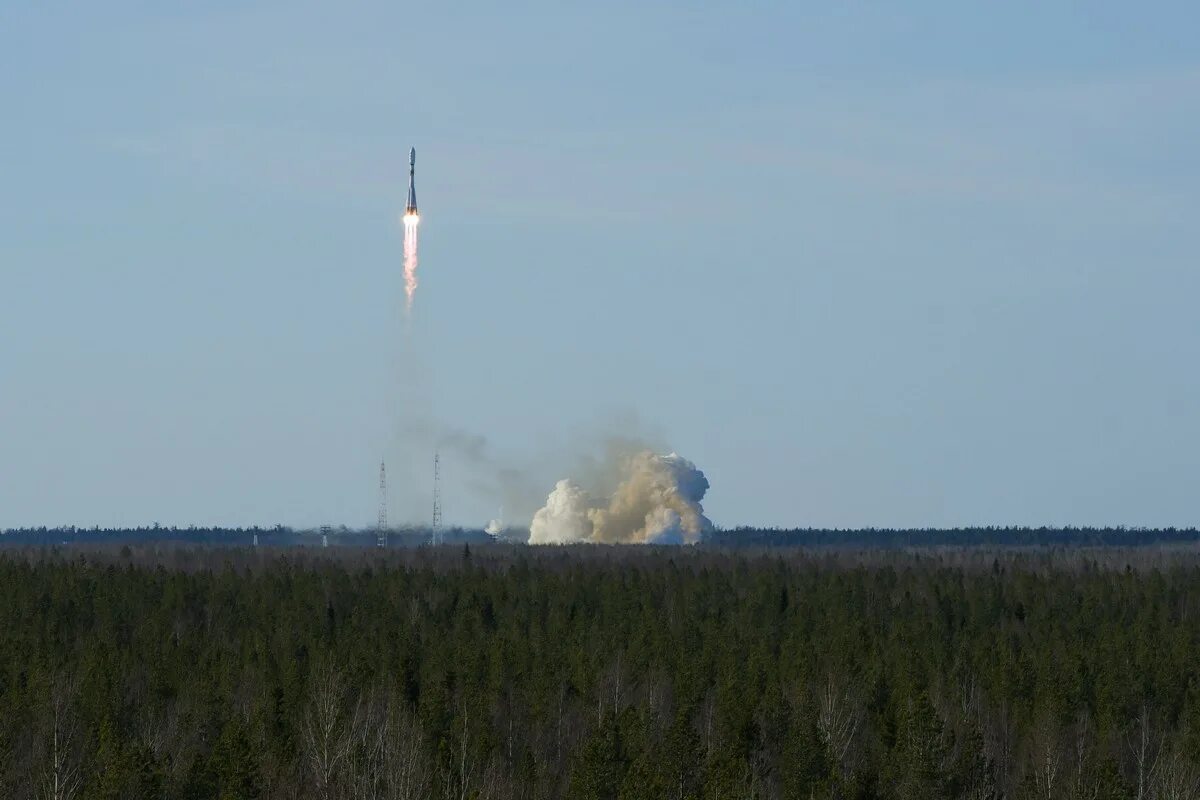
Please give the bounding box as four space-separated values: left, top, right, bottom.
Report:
347 687 430 800
384 701 430 800
1151 744 1200 800
300 665 360 800
37 675 81 800
1129 704 1163 800
1026 713 1063 800
816 674 860 775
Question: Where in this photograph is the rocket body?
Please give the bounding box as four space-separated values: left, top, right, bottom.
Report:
402 146 420 312
406 147 418 216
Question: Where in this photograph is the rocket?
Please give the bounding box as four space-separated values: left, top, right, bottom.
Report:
401 147 421 310
405 146 418 216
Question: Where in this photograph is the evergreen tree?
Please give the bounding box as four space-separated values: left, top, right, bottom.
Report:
571 712 628 800
87 718 127 800
891 691 948 800
781 702 831 800
210 717 261 800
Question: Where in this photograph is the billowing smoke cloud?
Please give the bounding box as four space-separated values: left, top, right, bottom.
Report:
529 451 712 545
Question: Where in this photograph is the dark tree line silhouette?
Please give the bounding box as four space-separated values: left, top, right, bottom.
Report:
4 525 1198 549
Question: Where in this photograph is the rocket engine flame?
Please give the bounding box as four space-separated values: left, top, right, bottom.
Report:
403 212 420 313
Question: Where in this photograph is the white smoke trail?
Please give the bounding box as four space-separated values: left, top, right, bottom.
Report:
403 213 420 313
529 451 712 545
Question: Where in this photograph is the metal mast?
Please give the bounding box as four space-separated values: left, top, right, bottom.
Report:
431 451 442 545
377 460 388 548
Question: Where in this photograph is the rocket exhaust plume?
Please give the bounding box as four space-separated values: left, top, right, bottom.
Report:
529 451 713 545
403 146 420 313
403 213 419 313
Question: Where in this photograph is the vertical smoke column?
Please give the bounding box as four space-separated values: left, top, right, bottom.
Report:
403 146 421 313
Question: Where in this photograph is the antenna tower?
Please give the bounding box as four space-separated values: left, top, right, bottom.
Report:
431 451 442 545
377 460 388 548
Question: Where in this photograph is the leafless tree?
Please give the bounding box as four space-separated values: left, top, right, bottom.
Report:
137 702 181 766
454 704 473 800
1066 711 1102 800
1026 713 1063 800
384 701 430 800
347 690 388 800
956 674 981 722
595 653 626 725
300 665 361 800
816 675 860 774
640 670 673 743
37 675 81 800
1128 704 1163 800
1151 745 1200 800
346 687 430 800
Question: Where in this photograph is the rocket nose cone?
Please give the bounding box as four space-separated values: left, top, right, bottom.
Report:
409 147 415 165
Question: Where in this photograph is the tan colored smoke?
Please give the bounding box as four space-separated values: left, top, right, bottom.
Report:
529 451 711 545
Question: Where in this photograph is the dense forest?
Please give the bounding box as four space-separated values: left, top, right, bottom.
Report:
2 544 1200 799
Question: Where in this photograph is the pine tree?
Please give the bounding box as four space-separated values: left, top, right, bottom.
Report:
88 718 126 800
571 712 627 800
210 717 261 800
948 723 997 800
782 702 832 800
892 691 948 800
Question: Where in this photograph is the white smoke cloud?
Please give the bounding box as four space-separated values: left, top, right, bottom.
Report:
529 451 712 545
530 480 595 544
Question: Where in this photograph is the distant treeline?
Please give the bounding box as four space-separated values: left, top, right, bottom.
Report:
710 526 1200 548
4 524 1199 548
0 525 493 548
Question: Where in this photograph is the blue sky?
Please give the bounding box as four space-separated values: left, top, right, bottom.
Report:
2 2 1198 529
